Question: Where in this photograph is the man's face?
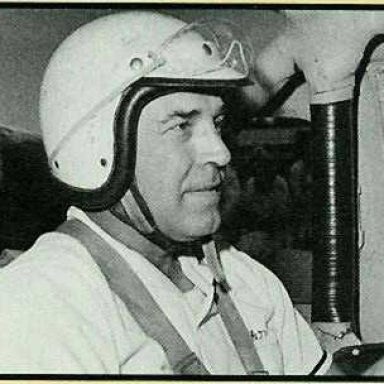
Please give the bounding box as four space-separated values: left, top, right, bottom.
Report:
132 91 231 242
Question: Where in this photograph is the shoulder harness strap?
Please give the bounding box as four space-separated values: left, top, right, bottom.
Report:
58 219 267 375
58 219 208 375
203 241 268 375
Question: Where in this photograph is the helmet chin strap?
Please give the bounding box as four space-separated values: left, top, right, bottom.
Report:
109 181 231 293
110 179 209 259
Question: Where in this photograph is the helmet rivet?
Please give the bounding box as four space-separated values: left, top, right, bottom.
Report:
202 42 213 56
130 57 144 72
100 158 107 167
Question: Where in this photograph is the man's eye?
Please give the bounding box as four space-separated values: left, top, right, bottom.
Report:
175 121 190 131
163 120 191 134
214 115 228 133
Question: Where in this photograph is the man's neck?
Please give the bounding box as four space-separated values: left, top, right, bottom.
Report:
86 210 195 293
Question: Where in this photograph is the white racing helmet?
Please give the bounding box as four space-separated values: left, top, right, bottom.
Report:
40 11 253 210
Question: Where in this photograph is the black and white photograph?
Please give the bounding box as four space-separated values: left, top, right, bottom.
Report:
0 4 384 377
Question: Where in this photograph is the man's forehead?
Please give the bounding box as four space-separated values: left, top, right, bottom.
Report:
146 91 225 117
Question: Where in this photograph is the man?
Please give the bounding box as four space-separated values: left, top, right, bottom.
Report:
0 11 330 375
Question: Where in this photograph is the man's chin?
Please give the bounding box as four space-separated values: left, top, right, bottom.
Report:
186 213 221 239
165 213 221 242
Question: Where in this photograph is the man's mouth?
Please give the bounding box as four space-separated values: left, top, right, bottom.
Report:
182 180 222 207
191 182 221 193
184 171 225 196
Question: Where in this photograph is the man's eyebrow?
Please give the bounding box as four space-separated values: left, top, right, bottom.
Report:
159 109 200 124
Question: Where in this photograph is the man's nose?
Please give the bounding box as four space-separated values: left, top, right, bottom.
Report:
195 124 231 167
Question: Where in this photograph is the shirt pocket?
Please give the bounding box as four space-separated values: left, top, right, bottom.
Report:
231 293 283 375
120 338 172 374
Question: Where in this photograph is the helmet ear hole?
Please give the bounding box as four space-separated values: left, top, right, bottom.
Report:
202 42 213 56
130 57 144 72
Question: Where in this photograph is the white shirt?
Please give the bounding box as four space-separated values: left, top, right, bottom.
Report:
0 207 330 375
